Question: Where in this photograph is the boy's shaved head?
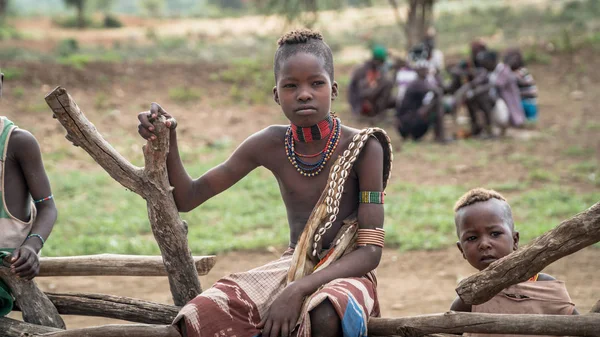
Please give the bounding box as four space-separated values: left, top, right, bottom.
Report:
454 188 514 231
274 29 334 81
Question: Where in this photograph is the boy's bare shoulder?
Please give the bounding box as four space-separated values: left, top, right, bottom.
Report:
8 128 39 152
341 125 384 153
250 125 286 146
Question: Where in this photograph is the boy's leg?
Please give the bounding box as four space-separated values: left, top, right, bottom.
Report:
310 299 341 337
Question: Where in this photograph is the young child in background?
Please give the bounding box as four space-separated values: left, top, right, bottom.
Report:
451 188 578 337
504 48 539 124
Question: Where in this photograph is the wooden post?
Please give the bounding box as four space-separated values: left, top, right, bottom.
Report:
38 254 216 277
368 312 600 336
0 269 65 329
456 202 600 305
37 324 180 337
13 292 179 325
45 87 201 306
0 317 62 337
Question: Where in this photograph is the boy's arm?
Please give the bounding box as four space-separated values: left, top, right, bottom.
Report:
138 103 262 212
10 130 57 280
260 138 384 337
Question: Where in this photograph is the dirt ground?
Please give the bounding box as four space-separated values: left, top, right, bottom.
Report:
2 12 600 329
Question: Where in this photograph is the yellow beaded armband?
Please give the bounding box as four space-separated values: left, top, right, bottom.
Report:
359 191 385 204
357 228 385 248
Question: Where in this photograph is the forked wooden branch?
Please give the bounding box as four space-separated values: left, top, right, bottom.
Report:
456 201 600 305
13 292 179 325
36 324 181 337
0 269 65 329
0 317 62 337
45 87 201 306
368 312 600 336
38 254 216 277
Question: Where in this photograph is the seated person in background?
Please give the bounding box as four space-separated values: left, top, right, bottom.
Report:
478 50 525 128
395 59 447 143
451 188 579 334
394 58 417 108
504 48 538 124
348 44 394 118
423 27 445 86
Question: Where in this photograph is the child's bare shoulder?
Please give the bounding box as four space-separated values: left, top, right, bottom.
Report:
8 128 39 153
341 125 384 154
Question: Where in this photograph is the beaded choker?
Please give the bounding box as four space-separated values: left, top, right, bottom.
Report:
291 115 334 143
285 117 341 177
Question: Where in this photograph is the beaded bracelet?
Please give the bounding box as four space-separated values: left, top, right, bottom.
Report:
26 234 45 247
34 195 53 204
359 191 385 204
357 228 385 248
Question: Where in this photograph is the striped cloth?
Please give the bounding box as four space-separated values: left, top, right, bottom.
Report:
173 250 379 337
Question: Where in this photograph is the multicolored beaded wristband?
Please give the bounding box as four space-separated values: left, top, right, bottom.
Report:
34 195 53 204
26 234 45 247
359 191 385 204
357 228 385 248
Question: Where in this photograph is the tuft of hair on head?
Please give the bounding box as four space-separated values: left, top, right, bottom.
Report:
277 29 324 46
454 187 515 231
454 188 506 212
274 28 334 81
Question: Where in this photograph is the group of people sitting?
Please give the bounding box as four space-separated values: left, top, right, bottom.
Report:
348 33 539 143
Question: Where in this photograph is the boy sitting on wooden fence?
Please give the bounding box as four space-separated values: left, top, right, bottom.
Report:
450 188 579 331
136 29 393 337
0 72 60 321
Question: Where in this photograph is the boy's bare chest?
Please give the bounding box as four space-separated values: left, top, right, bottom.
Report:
269 151 358 210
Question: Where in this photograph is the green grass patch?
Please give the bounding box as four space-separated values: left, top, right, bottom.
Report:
587 122 600 131
1 67 23 80
563 146 594 157
41 143 600 256
168 87 202 103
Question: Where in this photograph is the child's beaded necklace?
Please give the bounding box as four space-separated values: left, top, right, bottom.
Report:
285 115 341 177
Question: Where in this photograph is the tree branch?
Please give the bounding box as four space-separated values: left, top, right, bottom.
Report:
44 86 144 194
38 254 215 277
45 87 202 306
368 312 600 336
37 324 180 337
13 292 179 325
456 202 600 305
0 317 62 337
0 269 65 329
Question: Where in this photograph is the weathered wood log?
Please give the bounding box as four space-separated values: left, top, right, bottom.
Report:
0 317 62 337
13 292 179 325
456 201 600 305
37 324 180 337
592 300 600 313
0 269 65 329
45 87 201 306
38 254 216 277
368 312 600 336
